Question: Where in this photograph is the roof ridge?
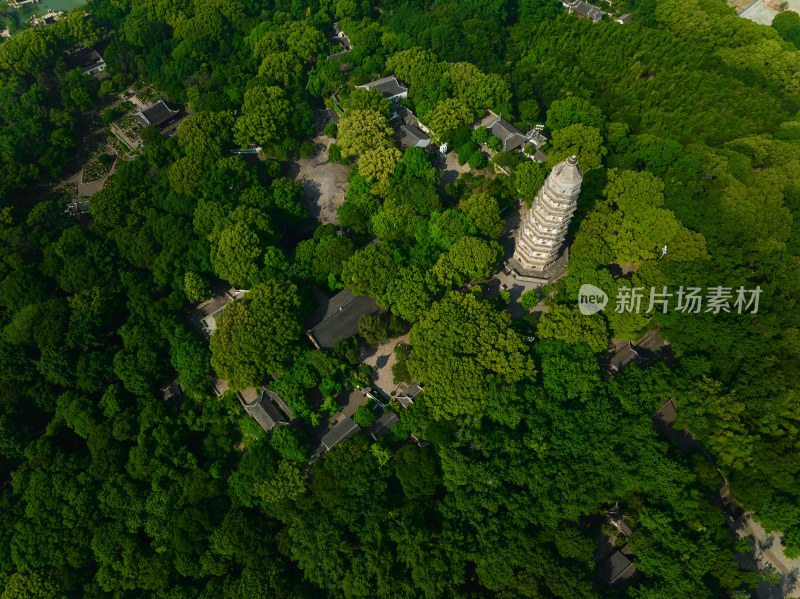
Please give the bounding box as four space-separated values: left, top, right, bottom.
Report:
308 291 361 331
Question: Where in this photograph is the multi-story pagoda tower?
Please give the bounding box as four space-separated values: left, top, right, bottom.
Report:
513 155 582 272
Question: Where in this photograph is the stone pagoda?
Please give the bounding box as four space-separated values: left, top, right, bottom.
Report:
513 155 582 275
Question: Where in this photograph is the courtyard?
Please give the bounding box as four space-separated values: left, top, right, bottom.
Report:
287 111 350 230
736 0 800 24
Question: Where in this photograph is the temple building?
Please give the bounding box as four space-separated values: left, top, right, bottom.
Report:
513 155 582 275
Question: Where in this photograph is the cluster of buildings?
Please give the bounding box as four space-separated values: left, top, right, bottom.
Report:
562 0 632 24
303 286 415 459
326 22 353 60
31 9 63 27
481 111 548 162
351 76 435 151
347 72 578 282
352 75 550 163
196 287 296 434
191 282 414 458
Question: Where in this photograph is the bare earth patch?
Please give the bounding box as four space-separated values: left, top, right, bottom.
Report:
728 0 755 12
287 135 350 229
362 333 410 397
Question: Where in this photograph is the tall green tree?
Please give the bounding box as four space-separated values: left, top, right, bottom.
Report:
408 291 535 418
210 281 307 389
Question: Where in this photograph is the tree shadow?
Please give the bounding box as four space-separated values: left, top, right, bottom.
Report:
375 353 389 370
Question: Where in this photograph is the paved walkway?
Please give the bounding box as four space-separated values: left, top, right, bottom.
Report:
482 206 547 318
431 151 469 187
731 514 800 597
737 0 778 24
361 333 409 397
79 151 118 197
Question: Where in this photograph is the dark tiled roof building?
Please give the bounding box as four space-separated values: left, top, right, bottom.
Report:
306 288 379 349
264 387 293 420
395 382 423 408
487 115 530 151
365 411 399 440
211 378 229 397
356 76 408 102
67 48 106 75
238 388 288 433
134 100 179 127
161 379 184 402
606 339 640 374
563 0 606 21
320 415 360 451
399 124 431 149
195 286 248 337
597 550 637 586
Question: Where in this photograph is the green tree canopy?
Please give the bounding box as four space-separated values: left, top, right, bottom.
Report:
210 281 307 390
536 304 609 354
342 87 392 118
429 236 503 288
512 161 547 207
546 123 607 171
209 221 264 289
545 97 606 132
337 109 394 158
423 99 473 142
408 291 535 418
233 86 292 153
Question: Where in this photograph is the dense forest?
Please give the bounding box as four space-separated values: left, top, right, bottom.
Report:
1 0 799 596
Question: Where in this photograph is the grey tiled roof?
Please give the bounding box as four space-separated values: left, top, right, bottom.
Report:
238 389 288 433
395 382 422 408
488 116 529 151
365 412 399 439
655 398 678 425
306 288 379 349
264 388 293 420
161 379 184 402
67 48 104 71
356 76 408 98
211 378 229 397
564 0 606 20
135 100 178 127
607 343 639 372
320 416 360 451
398 123 429 148
601 550 636 585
